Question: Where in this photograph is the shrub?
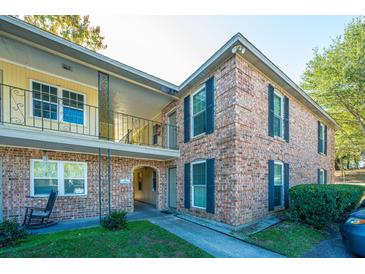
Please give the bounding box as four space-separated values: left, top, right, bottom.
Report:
0 219 28 247
101 211 127 230
289 184 365 228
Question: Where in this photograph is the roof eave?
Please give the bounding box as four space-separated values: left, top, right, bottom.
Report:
177 32 339 129
0 16 179 95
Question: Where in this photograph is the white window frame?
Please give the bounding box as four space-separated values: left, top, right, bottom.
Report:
191 85 206 138
274 161 284 207
29 79 87 126
191 160 207 209
61 88 86 126
29 80 60 122
273 90 284 138
319 168 325 184
319 122 326 154
30 159 88 197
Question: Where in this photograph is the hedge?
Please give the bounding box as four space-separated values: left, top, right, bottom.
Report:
289 184 365 228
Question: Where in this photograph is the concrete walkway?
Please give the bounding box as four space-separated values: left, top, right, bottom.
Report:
30 201 165 234
28 202 284 258
149 215 284 258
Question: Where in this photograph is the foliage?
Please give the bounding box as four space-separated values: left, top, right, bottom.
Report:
0 221 212 258
289 184 365 228
101 211 127 230
0 219 28 247
247 221 326 257
22 15 107 51
301 16 365 160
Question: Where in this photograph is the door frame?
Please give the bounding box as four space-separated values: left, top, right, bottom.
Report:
168 166 177 209
166 108 177 149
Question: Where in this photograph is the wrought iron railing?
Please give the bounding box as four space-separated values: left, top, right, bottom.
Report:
0 83 178 149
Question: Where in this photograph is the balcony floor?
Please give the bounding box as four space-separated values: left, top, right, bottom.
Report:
0 124 179 160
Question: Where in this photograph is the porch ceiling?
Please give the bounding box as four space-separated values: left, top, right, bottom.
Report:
109 76 173 120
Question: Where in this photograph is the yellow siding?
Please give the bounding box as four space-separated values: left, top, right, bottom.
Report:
0 60 99 136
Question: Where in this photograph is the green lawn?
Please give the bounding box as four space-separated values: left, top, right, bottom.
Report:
0 221 212 258
246 221 327 257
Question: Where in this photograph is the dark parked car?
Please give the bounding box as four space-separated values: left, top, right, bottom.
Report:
340 200 365 257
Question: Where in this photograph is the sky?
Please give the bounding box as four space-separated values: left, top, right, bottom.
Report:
91 16 355 86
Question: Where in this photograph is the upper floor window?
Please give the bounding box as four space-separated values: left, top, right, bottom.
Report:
32 81 58 121
31 80 85 125
191 86 206 137
273 91 284 138
62 90 84 125
318 122 326 154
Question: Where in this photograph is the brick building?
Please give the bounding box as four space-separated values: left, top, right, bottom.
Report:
0 16 337 227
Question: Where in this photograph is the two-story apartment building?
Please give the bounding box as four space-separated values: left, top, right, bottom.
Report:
0 16 337 227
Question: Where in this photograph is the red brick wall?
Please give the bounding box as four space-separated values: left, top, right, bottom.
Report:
0 147 169 221
173 54 335 226
0 54 336 227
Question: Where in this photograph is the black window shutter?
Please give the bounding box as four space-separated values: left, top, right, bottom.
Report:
284 96 289 142
268 160 275 211
324 125 328 155
324 169 327 184
206 158 215 214
205 77 214 134
268 85 274 137
184 96 190 143
318 121 321 153
284 163 290 209
184 163 191 208
317 168 320 184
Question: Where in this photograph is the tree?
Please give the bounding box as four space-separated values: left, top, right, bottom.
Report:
301 16 365 169
23 15 107 51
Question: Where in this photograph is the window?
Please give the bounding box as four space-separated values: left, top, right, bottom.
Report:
191 86 206 137
64 162 86 195
31 80 86 125
31 160 87 196
152 124 160 145
152 171 157 192
319 122 325 154
62 90 84 125
273 91 283 138
192 161 206 209
32 81 58 120
274 161 284 207
32 161 58 195
319 169 325 184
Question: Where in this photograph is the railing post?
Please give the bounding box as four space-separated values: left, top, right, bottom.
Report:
41 89 44 131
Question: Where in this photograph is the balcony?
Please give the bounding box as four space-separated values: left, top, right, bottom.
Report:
0 83 179 160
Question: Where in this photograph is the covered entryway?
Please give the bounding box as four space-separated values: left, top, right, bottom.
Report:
133 166 158 207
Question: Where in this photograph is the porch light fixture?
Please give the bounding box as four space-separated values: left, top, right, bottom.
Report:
232 45 246 55
42 151 49 163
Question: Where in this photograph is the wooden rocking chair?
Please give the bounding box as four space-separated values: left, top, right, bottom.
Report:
23 190 58 229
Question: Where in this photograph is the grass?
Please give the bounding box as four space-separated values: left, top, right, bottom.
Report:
0 221 212 258
246 221 327 257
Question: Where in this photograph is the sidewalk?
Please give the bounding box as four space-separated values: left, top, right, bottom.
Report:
149 215 285 258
